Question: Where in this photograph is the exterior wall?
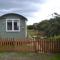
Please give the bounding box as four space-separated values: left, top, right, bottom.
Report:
0 14 27 39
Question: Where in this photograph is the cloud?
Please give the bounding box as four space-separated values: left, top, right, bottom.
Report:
0 0 49 25
0 0 43 16
0 0 44 8
28 0 60 25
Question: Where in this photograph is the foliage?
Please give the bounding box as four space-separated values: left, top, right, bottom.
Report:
27 25 33 30
27 13 60 37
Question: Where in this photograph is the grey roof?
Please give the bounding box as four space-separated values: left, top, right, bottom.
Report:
0 13 27 21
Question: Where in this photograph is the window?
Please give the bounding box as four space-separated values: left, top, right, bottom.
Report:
7 20 12 30
6 19 20 32
14 20 20 30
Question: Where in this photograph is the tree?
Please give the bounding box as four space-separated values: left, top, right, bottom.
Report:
28 13 60 37
37 13 60 37
27 25 33 30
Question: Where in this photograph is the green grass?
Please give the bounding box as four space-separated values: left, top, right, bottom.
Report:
27 30 38 38
28 29 60 40
0 52 60 60
47 53 60 60
48 35 60 40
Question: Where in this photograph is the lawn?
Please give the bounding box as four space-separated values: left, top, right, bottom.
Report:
0 52 60 60
27 30 38 38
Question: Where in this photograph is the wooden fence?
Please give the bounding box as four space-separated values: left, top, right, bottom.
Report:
0 38 60 53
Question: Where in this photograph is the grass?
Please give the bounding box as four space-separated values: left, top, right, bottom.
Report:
0 52 60 60
48 35 60 40
27 30 38 38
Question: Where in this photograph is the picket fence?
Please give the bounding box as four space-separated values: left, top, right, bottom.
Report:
0 38 60 53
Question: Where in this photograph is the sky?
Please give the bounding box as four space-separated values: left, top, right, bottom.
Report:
0 0 60 25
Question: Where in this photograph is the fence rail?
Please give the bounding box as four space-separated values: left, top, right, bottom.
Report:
0 38 60 53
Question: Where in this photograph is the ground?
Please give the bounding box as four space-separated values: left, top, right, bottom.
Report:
27 30 37 38
0 52 60 60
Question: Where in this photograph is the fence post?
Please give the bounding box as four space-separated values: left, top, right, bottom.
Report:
32 36 37 53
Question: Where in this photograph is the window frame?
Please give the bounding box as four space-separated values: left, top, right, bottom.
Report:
6 19 20 32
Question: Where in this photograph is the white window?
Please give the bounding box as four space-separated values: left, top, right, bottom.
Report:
6 19 20 32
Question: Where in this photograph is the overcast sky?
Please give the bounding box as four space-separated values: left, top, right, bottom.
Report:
0 0 60 25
